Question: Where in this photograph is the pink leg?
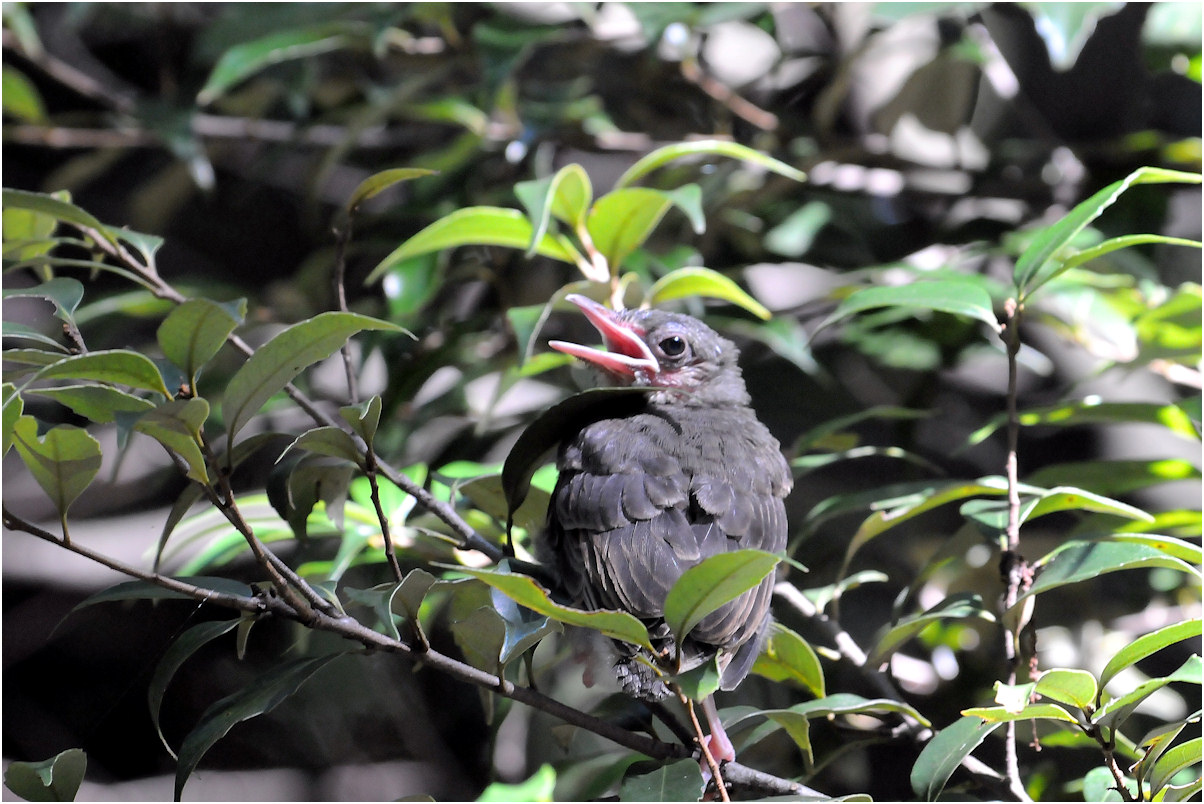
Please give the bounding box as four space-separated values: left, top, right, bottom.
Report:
702 696 735 763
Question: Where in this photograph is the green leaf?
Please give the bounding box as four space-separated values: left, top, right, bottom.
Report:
448 565 654 652
197 23 365 105
618 759 705 802
1150 737 1203 793
70 577 254 611
968 400 1200 446
1109 533 1202 565
488 580 560 666
911 716 1002 801
515 163 594 254
751 621 825 697
3 383 24 456
673 654 723 700
222 311 406 448
867 593 995 667
663 549 781 650
1101 619 1202 692
35 350 172 399
338 395 381 446
502 387 649 518
281 426 365 468
586 187 699 273
647 266 771 320
478 764 557 802
3 748 87 803
131 399 211 483
615 139 806 188
1093 655 1203 730
1062 233 1202 272
1027 459 1201 497
2 188 116 245
2 277 84 324
1034 668 1098 711
175 653 344 800
1014 167 1202 296
367 207 583 283
157 298 246 387
820 280 1000 333
11 417 102 520
961 702 1080 724
28 385 155 424
1015 540 1202 612
148 619 242 760
1 65 47 122
733 693 932 732
344 167 437 214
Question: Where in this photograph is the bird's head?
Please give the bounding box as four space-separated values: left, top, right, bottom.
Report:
549 294 750 407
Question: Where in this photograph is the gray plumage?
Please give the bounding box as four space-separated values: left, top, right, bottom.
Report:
542 304 792 700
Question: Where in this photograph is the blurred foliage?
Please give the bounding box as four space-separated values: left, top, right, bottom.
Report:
3 2 1202 802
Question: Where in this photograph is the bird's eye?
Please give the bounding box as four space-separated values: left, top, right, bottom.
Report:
658 335 687 358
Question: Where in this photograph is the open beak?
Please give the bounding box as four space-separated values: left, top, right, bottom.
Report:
549 294 660 382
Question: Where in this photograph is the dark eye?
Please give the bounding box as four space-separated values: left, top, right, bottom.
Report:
658 335 687 358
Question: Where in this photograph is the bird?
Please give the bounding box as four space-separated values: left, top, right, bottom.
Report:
538 293 793 765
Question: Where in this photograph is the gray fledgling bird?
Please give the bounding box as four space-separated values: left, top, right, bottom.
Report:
541 294 792 762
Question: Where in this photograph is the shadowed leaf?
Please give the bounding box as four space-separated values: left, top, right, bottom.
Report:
175 653 345 799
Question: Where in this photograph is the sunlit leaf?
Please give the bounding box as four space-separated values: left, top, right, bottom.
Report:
1150 737 1203 794
1093 655 1202 730
647 266 771 320
1015 540 1202 613
968 400 1200 446
961 702 1080 724
223 312 407 449
1101 620 1203 695
663 549 781 649
751 621 825 697
820 280 1000 333
615 139 806 188
1014 167 1202 296
479 764 557 802
175 653 345 800
345 168 437 214
367 207 583 283
1034 668 1098 711
448 564 654 651
1 65 46 122
515 163 593 255
587 187 700 274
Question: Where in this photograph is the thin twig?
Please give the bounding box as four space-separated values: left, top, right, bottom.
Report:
1000 297 1034 802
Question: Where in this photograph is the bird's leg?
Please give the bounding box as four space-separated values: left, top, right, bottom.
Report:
685 695 731 801
701 696 736 763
